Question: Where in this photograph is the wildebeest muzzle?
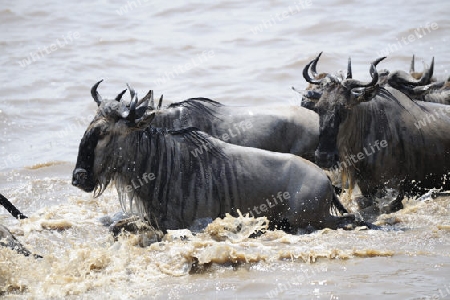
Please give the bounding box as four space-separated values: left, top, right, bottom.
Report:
72 168 95 192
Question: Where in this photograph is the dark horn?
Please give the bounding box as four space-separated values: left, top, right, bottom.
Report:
418 56 434 85
310 51 322 77
303 53 323 85
137 90 152 108
344 57 383 89
151 90 155 108
347 57 352 79
91 80 104 106
372 56 387 66
410 54 415 74
390 57 434 87
115 89 127 102
405 57 434 86
157 94 163 110
126 84 138 122
369 56 386 78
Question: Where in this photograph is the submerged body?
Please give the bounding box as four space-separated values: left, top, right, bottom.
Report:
111 128 345 231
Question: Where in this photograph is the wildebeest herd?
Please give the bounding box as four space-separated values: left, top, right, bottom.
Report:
299 54 450 213
2 53 450 256
71 53 450 233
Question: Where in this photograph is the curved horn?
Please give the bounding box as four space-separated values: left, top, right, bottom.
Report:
344 57 384 89
372 56 387 67
91 80 104 106
369 56 387 78
347 57 352 79
310 51 322 77
138 90 152 108
399 57 434 86
418 56 434 85
127 83 136 103
388 57 434 89
135 90 151 119
303 53 323 85
115 89 127 102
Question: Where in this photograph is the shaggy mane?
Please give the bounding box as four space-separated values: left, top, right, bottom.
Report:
106 126 227 224
336 86 447 196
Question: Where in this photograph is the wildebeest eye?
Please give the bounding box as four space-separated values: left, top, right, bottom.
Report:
349 84 380 104
351 87 365 98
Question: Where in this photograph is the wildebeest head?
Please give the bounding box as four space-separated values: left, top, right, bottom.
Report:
292 52 328 111
72 80 159 195
386 56 434 91
304 54 382 168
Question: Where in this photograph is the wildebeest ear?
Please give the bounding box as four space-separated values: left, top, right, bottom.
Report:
350 84 379 105
134 111 156 130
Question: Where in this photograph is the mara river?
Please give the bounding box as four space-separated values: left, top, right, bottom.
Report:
0 0 449 299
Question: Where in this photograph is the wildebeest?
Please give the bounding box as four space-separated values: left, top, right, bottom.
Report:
415 77 450 105
72 83 365 233
390 75 450 105
384 56 434 93
291 52 325 111
388 62 450 105
294 52 354 112
374 56 449 105
304 53 450 213
91 81 319 161
294 52 327 111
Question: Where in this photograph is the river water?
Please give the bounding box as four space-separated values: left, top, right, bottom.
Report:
0 0 449 299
